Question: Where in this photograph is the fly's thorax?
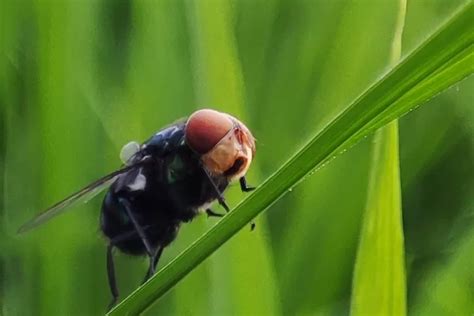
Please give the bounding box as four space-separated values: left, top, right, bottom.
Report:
165 152 191 184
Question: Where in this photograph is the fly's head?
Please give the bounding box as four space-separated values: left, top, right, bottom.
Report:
185 109 256 182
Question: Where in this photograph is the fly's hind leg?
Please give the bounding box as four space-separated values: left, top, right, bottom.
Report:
106 231 138 311
114 199 165 298
118 197 154 257
106 223 160 311
106 244 119 311
142 246 164 284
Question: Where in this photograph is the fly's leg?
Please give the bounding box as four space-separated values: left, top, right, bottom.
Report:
206 208 224 218
118 197 154 257
142 247 164 284
201 165 230 212
218 197 230 213
106 244 119 311
119 198 165 287
239 177 257 230
107 228 145 311
107 225 163 295
240 177 255 192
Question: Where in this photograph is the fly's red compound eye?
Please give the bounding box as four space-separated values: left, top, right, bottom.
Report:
185 109 234 154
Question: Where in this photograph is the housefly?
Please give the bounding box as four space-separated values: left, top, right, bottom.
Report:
18 109 256 309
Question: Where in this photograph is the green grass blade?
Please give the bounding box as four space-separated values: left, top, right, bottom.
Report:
351 0 407 314
351 122 406 315
108 3 473 315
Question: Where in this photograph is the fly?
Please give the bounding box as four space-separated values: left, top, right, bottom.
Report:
18 109 257 309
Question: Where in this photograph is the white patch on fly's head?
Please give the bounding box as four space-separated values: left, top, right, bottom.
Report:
120 141 141 163
127 169 147 191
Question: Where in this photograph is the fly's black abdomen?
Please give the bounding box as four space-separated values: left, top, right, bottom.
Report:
100 128 229 256
100 191 181 256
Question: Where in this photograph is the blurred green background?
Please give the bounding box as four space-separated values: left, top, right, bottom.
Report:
1 0 473 315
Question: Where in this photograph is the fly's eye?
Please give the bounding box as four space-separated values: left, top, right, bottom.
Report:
185 109 233 154
224 157 245 176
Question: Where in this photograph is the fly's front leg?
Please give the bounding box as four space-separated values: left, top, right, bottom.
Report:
240 177 256 230
201 164 230 212
240 177 255 192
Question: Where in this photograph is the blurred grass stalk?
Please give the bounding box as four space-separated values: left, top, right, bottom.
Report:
351 0 407 314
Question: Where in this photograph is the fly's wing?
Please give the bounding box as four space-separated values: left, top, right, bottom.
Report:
17 161 149 234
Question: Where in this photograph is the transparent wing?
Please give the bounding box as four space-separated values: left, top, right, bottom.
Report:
17 162 145 234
